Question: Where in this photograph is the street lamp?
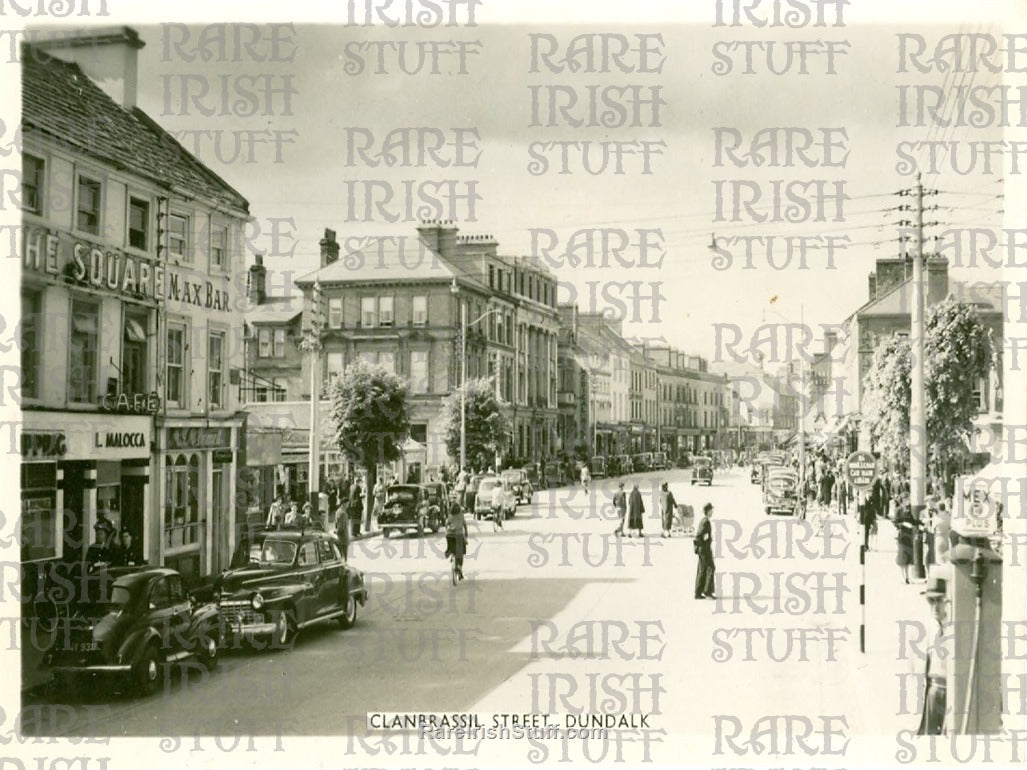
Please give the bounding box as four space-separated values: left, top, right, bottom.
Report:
300 279 326 518
451 279 503 472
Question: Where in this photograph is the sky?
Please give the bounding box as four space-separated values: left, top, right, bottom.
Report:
20 7 1017 365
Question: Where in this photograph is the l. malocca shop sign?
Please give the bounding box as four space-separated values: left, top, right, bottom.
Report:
22 224 232 312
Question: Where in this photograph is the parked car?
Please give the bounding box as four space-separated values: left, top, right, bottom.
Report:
380 484 440 537
591 456 607 478
46 567 221 695
652 451 669 471
475 476 516 520
215 528 367 649
501 468 532 504
764 468 800 515
691 456 714 485
631 454 646 472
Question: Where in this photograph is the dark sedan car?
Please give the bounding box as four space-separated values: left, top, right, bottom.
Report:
380 484 441 537
692 457 714 486
46 567 221 695
215 529 367 649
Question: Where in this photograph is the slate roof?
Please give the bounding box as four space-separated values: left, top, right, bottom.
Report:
858 277 1003 317
22 47 249 213
246 296 303 325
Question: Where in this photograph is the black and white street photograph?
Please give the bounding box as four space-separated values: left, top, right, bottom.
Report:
2 1 1026 768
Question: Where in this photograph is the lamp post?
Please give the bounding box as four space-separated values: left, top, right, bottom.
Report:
301 279 326 519
451 280 503 472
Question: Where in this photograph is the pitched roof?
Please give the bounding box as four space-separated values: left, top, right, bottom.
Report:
295 238 460 285
22 48 249 213
246 296 303 325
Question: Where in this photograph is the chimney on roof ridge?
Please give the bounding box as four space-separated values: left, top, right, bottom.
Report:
34 26 144 109
248 253 267 305
320 228 339 267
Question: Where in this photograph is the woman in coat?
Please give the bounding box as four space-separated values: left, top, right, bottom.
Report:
627 483 645 537
894 494 916 583
659 482 677 538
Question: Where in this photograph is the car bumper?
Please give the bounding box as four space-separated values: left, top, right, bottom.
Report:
50 662 132 674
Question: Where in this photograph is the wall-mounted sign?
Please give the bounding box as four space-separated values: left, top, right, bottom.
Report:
21 431 67 459
167 427 232 451
22 225 231 312
99 391 161 415
95 431 147 450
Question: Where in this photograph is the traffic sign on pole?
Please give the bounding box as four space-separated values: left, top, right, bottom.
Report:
846 451 876 490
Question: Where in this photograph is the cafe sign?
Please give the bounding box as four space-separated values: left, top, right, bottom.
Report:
99 391 161 415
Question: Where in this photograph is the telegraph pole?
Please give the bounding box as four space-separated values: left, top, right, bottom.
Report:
909 173 927 530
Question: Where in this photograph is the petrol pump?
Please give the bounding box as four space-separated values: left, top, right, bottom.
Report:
948 473 1004 734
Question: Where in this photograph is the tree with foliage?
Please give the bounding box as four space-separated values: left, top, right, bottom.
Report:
325 359 411 529
861 297 996 486
924 297 995 482
442 376 512 472
862 333 912 475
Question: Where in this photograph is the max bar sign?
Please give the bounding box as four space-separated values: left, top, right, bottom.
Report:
22 225 232 312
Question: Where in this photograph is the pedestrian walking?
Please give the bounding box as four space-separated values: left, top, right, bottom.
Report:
894 495 916 584
858 494 877 550
659 482 677 538
335 504 351 560
693 502 716 599
612 482 627 536
627 482 645 537
349 482 364 537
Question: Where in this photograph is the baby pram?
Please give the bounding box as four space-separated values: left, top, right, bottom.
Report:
672 504 694 536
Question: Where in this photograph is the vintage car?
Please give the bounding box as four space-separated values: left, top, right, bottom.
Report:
215 529 367 649
500 468 532 504
590 456 607 479
631 453 647 472
764 468 800 516
691 456 714 486
420 481 451 522
46 567 221 695
475 476 516 520
652 451 670 471
380 484 441 537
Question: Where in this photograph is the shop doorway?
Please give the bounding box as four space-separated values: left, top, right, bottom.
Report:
121 476 146 562
61 462 88 560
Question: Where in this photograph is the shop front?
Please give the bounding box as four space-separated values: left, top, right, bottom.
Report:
20 411 152 566
155 419 243 580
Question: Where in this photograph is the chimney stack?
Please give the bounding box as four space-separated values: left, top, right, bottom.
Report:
867 273 877 301
248 254 267 305
34 26 144 109
320 228 339 267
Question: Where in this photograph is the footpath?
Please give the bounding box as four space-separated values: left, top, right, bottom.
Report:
842 518 938 736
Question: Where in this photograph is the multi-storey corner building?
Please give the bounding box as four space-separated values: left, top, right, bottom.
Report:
20 28 251 578
244 222 561 475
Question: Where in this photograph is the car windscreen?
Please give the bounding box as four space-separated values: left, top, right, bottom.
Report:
386 488 418 503
479 480 498 493
253 539 297 566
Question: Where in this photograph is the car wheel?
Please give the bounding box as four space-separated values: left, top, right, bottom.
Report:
134 644 163 696
382 528 390 538
690 480 695 485
337 594 358 630
273 608 297 648
197 628 219 670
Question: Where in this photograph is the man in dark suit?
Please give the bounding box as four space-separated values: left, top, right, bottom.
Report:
694 502 716 599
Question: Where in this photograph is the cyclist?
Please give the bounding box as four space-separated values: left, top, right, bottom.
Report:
445 501 469 580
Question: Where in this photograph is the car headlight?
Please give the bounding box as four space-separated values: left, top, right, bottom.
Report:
251 593 264 610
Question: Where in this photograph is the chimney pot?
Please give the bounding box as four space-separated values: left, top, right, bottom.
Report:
33 26 144 109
